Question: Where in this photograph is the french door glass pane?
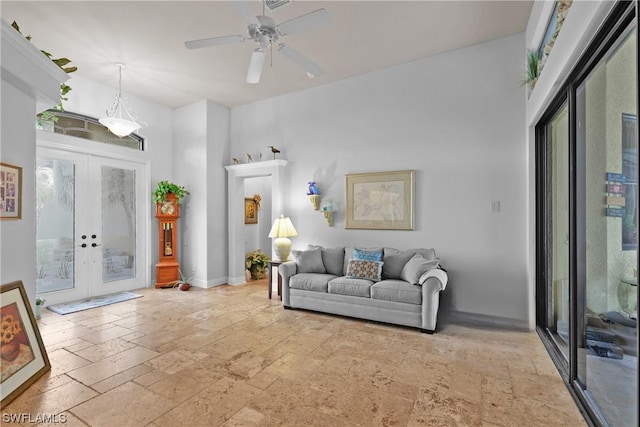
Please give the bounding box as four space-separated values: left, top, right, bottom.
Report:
547 103 570 359
35 158 75 293
101 166 136 283
578 25 637 427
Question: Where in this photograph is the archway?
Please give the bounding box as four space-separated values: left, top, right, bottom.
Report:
225 160 288 284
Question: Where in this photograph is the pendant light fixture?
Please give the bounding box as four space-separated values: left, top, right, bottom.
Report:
99 63 142 138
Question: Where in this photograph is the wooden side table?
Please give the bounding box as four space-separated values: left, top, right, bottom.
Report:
268 261 283 300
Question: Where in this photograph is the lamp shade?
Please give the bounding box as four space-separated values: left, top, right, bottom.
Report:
268 215 297 261
98 117 141 138
268 215 298 238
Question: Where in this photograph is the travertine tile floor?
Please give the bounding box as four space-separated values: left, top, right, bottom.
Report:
2 280 586 426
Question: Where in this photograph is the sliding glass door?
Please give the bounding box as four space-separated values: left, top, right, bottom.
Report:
536 3 638 426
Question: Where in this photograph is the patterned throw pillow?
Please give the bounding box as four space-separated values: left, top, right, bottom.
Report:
353 248 383 262
346 259 384 282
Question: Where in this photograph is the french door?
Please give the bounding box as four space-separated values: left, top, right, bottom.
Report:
36 146 147 305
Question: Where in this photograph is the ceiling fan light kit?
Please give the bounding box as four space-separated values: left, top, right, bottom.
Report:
185 1 330 84
99 63 143 138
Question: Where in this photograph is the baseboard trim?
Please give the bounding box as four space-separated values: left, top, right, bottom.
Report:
444 310 531 331
191 277 228 289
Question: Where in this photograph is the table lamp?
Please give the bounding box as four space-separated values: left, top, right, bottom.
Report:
268 215 298 261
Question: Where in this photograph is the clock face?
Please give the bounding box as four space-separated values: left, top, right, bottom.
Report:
160 199 175 215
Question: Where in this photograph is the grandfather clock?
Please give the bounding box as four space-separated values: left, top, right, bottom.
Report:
155 193 180 288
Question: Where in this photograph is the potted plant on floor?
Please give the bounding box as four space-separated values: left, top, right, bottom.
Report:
245 250 271 280
35 297 46 319
169 269 192 291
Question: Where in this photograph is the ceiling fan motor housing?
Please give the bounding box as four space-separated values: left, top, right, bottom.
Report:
249 15 278 48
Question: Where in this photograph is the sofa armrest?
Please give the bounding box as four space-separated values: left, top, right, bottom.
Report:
421 274 447 332
279 261 297 306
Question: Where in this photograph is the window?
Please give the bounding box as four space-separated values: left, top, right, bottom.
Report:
36 110 144 151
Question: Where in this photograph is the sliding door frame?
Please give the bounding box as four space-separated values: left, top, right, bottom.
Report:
535 2 639 426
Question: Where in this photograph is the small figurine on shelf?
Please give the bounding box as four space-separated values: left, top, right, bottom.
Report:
245 153 253 163
322 200 335 226
232 157 239 165
307 181 320 210
269 146 281 159
307 181 319 195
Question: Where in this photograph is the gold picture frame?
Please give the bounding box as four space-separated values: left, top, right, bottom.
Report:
346 170 415 230
0 162 22 220
1 281 51 406
244 198 258 224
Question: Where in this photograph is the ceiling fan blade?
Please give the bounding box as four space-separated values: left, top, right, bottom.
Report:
278 43 324 78
277 9 330 36
185 35 245 49
229 0 261 27
246 49 266 84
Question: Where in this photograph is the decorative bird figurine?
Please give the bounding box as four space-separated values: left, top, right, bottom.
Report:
232 157 239 164
245 152 253 163
268 146 281 159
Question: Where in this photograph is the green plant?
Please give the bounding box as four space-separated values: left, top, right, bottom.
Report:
245 250 271 271
152 181 189 205
169 269 192 288
11 21 77 124
35 297 46 306
525 49 541 88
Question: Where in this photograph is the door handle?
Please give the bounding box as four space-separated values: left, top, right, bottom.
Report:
91 243 102 248
79 243 87 248
91 234 97 239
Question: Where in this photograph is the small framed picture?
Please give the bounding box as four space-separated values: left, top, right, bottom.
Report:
244 198 258 224
1 281 51 406
0 163 22 220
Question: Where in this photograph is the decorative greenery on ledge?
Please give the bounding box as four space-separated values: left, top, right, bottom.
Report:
11 21 77 124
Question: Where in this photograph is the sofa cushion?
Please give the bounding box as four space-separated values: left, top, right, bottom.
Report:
343 247 383 275
400 254 439 285
293 248 326 273
308 245 345 276
413 248 437 261
290 273 335 292
353 247 384 261
346 259 384 282
382 250 416 280
328 277 373 298
371 280 422 305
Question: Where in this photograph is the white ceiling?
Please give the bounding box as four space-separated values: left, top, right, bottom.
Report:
2 1 533 108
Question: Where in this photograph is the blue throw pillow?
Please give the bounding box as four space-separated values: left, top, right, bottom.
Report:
353 248 383 262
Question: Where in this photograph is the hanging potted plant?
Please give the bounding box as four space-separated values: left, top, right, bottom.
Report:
245 250 271 280
152 181 189 205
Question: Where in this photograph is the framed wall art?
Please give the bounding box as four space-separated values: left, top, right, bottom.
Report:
0 162 22 220
346 170 415 230
1 280 50 406
244 197 258 224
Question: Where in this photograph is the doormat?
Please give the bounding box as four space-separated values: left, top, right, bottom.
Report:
47 291 143 315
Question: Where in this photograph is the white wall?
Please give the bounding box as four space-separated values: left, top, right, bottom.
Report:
231 33 528 325
173 100 230 287
1 19 68 308
1 81 38 303
205 101 231 287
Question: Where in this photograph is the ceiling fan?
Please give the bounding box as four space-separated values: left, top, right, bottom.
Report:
185 1 330 84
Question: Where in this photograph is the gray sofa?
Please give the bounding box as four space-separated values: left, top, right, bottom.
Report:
279 245 448 333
